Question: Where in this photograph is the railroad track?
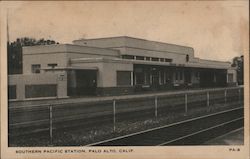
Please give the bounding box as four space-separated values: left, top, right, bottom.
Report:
8 87 243 137
87 107 244 146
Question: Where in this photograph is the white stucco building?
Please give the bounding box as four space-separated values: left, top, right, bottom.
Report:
8 36 237 101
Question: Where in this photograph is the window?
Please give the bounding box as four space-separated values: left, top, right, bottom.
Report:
175 72 178 80
175 71 182 81
8 85 16 99
48 63 58 68
144 71 150 84
117 71 131 86
228 74 234 83
160 58 164 62
151 57 159 61
122 55 134 59
165 58 173 62
165 71 172 83
25 84 57 98
135 56 144 60
165 71 168 83
145 57 151 61
195 72 200 79
160 71 164 84
134 68 144 85
180 71 183 80
135 72 145 85
31 64 41 73
186 55 189 62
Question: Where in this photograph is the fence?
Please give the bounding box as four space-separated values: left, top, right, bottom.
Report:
8 86 244 145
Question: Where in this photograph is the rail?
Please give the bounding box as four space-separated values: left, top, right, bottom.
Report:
8 86 244 145
86 107 243 146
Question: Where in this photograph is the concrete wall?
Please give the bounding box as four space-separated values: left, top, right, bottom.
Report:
8 71 68 100
23 45 69 74
23 53 68 74
14 44 123 100
122 47 187 64
23 44 119 57
66 44 119 57
192 58 231 68
73 37 126 49
71 61 133 87
102 62 133 87
73 36 195 65
227 68 237 83
14 39 235 100
73 37 233 69
73 36 194 56
22 44 120 74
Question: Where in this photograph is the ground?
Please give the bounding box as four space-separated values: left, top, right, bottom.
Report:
9 102 241 147
205 128 244 145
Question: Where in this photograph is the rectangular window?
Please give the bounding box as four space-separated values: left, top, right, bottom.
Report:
25 84 57 98
160 71 164 84
135 56 144 60
228 73 233 83
31 64 41 73
196 72 200 79
151 57 159 61
122 55 134 59
8 85 16 99
145 57 151 61
165 71 168 83
180 71 183 80
117 71 131 86
165 70 172 83
175 72 178 80
160 58 164 62
48 63 58 68
135 72 145 85
165 58 173 62
144 71 150 84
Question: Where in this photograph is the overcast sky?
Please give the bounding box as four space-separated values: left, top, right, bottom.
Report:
5 1 249 61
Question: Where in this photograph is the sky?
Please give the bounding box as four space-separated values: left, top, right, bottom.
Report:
4 1 249 61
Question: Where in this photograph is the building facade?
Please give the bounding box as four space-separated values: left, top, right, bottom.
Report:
8 36 237 100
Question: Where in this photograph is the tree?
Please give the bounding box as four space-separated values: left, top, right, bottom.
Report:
231 55 244 85
7 37 59 74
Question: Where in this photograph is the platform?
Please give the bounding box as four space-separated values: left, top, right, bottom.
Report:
205 128 244 145
9 87 239 107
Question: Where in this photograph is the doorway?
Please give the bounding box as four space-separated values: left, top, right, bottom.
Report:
184 70 191 84
68 70 97 96
152 69 159 90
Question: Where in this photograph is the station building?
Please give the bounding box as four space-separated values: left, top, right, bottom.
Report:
8 36 237 100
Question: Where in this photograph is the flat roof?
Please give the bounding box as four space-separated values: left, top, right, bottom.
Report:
73 36 194 55
74 36 193 49
22 44 119 57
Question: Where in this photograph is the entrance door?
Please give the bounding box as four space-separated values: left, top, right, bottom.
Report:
200 70 214 87
152 69 159 90
68 70 97 96
184 70 191 84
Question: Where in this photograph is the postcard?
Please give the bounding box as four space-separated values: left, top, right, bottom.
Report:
1 1 249 159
